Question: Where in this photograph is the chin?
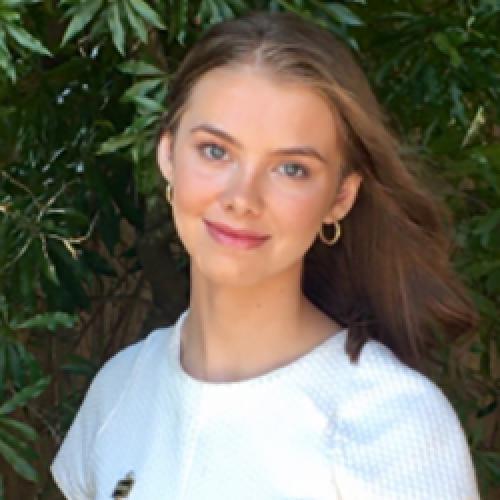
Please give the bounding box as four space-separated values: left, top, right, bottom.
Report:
192 257 268 287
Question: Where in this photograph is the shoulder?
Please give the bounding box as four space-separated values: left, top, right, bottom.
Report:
71 325 173 435
51 326 174 499
338 339 463 440
90 327 169 401
340 338 461 425
331 337 480 499
90 337 144 399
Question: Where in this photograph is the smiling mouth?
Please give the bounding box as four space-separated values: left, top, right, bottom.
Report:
204 220 270 249
204 219 270 239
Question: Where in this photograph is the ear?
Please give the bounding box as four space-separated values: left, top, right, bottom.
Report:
323 171 363 224
157 132 174 183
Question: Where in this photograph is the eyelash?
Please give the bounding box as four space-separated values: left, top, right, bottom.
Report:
196 142 310 179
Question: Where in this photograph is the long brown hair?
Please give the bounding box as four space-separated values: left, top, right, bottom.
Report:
158 10 478 371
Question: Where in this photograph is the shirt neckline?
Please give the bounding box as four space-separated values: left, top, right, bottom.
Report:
170 308 348 391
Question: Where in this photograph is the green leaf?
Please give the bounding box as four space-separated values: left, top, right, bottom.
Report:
128 0 166 30
61 0 103 46
0 347 5 381
0 426 33 456
13 312 76 331
6 343 22 387
450 82 466 125
118 60 163 76
168 0 189 44
324 3 363 26
121 78 164 101
0 434 37 482
481 451 500 482
5 24 52 56
132 95 164 113
0 377 50 415
107 3 126 56
97 134 137 154
46 240 91 309
486 268 500 294
124 113 158 133
0 9 21 23
0 30 16 81
0 417 37 441
432 32 462 67
225 0 247 11
123 0 148 43
0 1 32 7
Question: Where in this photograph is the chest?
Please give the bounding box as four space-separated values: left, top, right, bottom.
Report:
91 385 340 499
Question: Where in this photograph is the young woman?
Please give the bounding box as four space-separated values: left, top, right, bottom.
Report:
51 10 480 500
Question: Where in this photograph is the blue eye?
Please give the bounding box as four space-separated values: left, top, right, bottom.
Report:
199 143 228 161
278 162 309 178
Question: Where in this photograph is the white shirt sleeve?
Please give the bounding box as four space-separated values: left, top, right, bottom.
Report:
51 342 142 499
331 372 480 500
51 380 98 500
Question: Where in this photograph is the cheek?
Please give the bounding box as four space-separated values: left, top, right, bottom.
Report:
274 199 324 243
270 181 333 231
172 151 221 211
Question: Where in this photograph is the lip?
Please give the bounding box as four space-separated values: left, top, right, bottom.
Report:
204 220 270 249
204 220 270 239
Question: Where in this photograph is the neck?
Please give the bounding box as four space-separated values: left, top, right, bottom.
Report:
180 262 339 383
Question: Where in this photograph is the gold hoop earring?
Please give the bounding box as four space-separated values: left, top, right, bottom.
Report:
165 182 173 204
319 220 341 245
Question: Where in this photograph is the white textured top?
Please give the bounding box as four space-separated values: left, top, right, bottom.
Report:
51 309 480 499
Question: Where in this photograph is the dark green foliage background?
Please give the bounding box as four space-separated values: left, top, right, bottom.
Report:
0 0 498 498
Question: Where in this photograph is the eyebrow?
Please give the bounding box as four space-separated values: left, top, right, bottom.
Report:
189 123 329 165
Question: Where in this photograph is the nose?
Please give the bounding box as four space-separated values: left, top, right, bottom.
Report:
219 163 263 216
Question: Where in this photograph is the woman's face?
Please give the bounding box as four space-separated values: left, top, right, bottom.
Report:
157 65 362 287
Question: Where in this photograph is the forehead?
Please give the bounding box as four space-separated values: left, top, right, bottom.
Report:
179 66 339 154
